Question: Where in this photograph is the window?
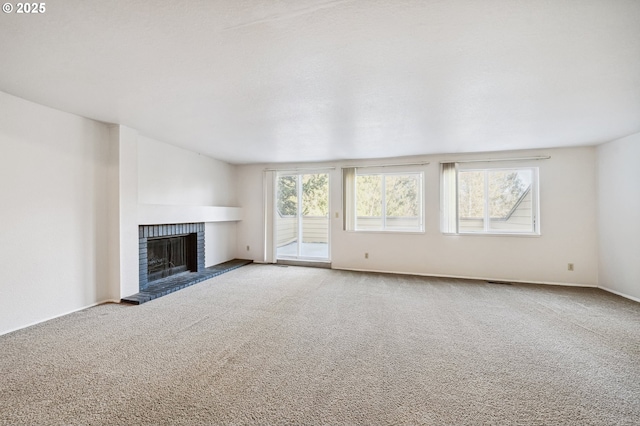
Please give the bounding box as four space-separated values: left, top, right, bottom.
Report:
441 164 539 235
344 168 424 232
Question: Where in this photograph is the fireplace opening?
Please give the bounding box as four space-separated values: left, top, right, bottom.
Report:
139 223 205 291
147 234 197 282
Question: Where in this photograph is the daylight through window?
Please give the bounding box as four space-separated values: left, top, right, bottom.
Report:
352 171 424 232
442 164 539 235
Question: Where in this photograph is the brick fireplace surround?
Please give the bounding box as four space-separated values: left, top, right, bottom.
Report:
121 223 251 305
138 223 205 291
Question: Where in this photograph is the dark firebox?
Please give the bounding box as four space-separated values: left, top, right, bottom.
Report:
138 223 205 291
147 234 196 282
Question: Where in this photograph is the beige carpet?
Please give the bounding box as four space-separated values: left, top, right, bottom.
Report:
1 265 639 425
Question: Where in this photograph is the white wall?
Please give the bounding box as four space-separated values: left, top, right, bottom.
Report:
138 136 237 207
236 165 266 261
0 91 111 335
597 133 640 301
137 136 238 267
236 147 599 286
109 125 140 299
0 91 242 334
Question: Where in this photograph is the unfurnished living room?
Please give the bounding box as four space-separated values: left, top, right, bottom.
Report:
1 1 639 425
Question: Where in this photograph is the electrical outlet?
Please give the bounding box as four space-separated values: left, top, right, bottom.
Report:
246 245 250 251
365 253 369 259
568 263 574 271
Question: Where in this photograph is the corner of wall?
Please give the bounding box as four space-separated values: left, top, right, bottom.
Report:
596 132 640 301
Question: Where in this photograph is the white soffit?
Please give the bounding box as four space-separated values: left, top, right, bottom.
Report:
0 0 639 164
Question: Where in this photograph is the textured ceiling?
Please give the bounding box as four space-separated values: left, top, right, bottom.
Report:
1 0 639 164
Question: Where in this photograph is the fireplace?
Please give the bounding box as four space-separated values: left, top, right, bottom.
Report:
147 235 195 281
138 223 205 291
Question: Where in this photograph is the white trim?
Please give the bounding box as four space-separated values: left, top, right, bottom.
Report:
346 230 426 235
342 161 429 169
444 232 541 237
269 171 277 263
264 167 335 172
297 175 303 257
331 266 597 288
455 166 539 235
274 171 331 262
353 170 425 233
381 175 387 229
0 299 120 337
440 156 550 164
262 170 267 263
138 205 242 224
598 286 640 303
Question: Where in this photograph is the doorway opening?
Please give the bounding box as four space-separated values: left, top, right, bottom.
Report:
275 172 330 261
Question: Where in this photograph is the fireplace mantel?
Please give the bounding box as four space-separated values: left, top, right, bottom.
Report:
138 204 242 225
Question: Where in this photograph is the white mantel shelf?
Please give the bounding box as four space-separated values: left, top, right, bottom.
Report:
138 205 243 225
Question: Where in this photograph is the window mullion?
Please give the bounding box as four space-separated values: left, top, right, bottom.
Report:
353 172 358 230
532 168 538 233
297 174 303 257
455 165 460 234
381 175 386 230
484 170 489 232
353 171 424 233
420 173 424 231
451 166 538 236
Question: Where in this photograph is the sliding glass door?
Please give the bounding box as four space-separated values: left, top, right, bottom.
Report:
275 172 330 261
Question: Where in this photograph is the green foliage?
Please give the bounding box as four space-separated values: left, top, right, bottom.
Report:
302 174 329 216
277 175 297 216
356 173 420 218
356 175 382 216
458 170 529 219
277 174 329 217
385 175 420 217
458 171 485 218
488 170 528 218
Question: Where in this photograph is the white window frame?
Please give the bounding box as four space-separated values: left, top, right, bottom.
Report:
273 170 332 261
442 164 540 236
353 170 425 233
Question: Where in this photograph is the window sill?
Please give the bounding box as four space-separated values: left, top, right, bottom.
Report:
348 229 425 235
443 232 541 237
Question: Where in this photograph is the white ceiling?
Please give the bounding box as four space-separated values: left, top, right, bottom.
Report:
1 0 639 164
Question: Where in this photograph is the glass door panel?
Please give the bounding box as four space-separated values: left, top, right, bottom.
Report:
300 174 329 259
276 174 299 258
276 172 329 260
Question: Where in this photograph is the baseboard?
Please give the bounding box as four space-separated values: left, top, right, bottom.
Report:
598 286 640 303
0 299 118 337
331 266 598 288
